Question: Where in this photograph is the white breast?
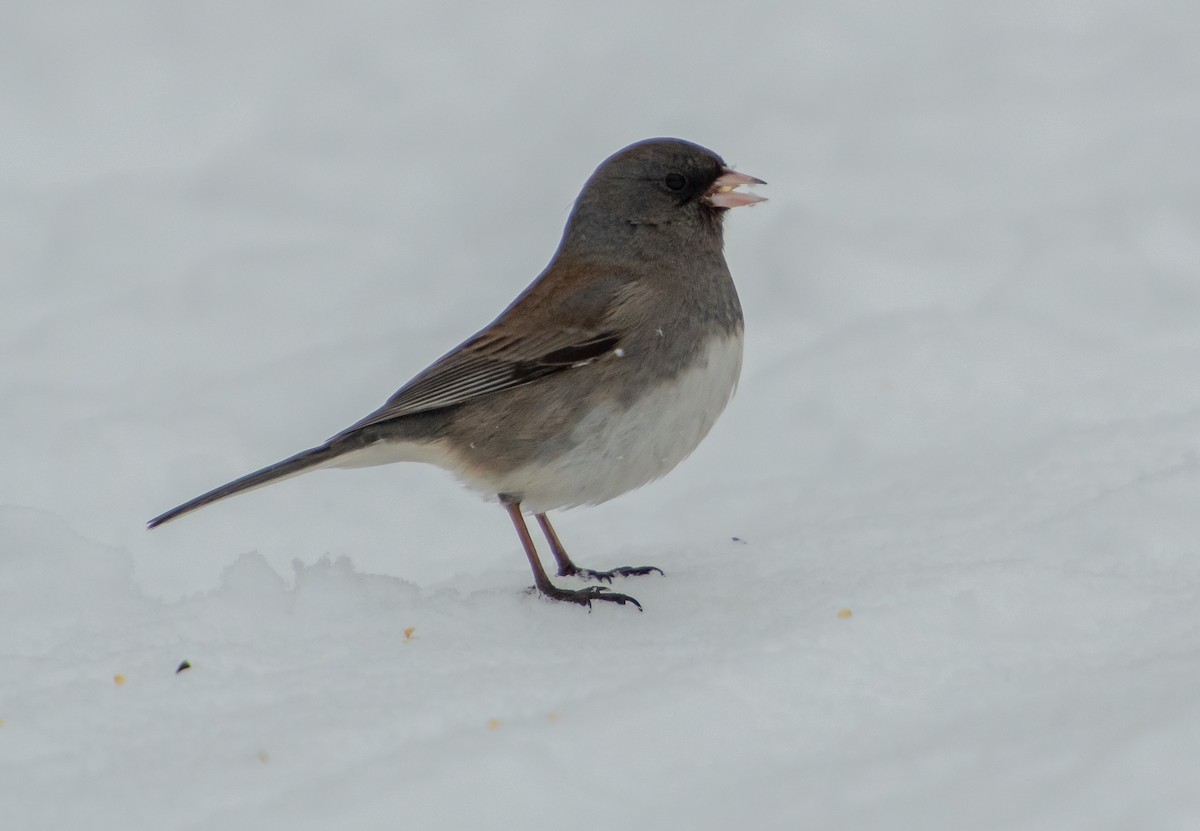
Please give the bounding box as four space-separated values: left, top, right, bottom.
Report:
500 330 744 513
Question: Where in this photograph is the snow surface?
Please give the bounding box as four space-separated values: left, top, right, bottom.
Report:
3 1 1200 828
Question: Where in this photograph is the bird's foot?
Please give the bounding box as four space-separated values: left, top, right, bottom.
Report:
532 583 642 610
559 565 664 583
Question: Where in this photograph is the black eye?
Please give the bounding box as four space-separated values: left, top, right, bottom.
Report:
664 172 687 191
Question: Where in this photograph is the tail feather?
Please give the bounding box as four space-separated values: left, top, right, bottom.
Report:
147 444 339 529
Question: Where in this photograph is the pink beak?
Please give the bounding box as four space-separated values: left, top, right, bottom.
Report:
705 168 767 208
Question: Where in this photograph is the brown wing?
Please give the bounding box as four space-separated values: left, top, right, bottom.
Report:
336 261 638 435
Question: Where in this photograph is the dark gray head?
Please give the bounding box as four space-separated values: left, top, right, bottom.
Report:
561 138 765 259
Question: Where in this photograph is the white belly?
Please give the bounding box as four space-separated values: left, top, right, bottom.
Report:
498 330 743 513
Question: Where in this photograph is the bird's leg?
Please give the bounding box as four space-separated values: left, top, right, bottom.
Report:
534 513 664 583
501 499 641 609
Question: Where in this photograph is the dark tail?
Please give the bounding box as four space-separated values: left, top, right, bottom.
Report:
147 444 340 529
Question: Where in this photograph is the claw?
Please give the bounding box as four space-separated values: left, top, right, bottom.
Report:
531 583 642 610
570 565 664 582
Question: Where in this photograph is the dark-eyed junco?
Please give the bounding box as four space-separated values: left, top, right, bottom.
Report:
149 138 765 609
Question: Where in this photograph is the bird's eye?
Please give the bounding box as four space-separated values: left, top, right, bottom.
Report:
664 173 687 191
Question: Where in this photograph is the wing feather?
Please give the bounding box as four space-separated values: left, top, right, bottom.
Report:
336 263 644 436
337 330 621 434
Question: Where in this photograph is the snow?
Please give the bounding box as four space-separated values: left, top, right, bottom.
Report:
3 1 1199 828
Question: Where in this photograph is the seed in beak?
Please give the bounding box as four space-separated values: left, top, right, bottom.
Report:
706 169 767 209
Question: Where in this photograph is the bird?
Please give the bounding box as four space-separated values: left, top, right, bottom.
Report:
148 138 765 609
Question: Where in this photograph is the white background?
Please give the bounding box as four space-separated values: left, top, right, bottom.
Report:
3 1 1199 828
